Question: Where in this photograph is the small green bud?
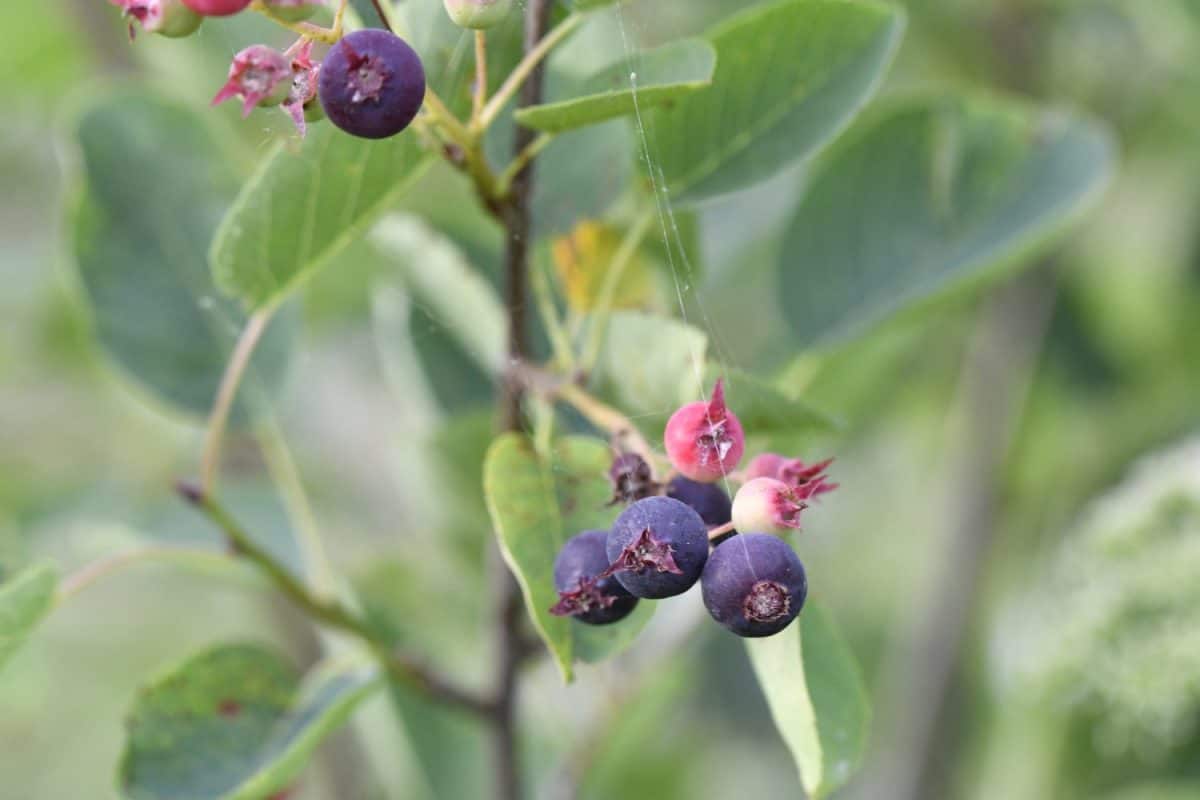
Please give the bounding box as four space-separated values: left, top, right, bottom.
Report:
443 0 512 30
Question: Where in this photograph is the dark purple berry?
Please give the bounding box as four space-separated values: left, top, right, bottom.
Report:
701 533 807 637
550 530 637 625
318 29 426 140
608 452 659 506
606 496 708 599
666 475 731 527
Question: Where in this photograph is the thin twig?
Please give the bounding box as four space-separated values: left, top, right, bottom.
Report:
56 545 241 605
200 308 274 495
474 30 489 124
478 11 584 129
368 0 394 31
531 253 576 371
176 482 494 716
485 3 558 799
495 132 554 197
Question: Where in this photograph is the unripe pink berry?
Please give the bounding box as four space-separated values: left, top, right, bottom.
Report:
212 45 293 118
731 477 808 536
181 0 252 16
110 0 202 38
663 379 745 483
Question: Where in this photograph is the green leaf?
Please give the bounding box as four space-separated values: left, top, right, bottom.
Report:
515 39 716 133
777 95 1117 345
647 0 905 204
70 91 292 419
371 214 507 375
484 435 652 681
211 125 433 310
120 644 381 800
746 602 871 798
597 311 708 419
0 563 57 674
710 367 840 437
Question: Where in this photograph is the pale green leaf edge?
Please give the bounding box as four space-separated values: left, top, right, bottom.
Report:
226 660 383 799
793 94 1118 348
210 139 435 311
0 563 59 673
484 433 576 681
669 0 907 205
513 40 717 133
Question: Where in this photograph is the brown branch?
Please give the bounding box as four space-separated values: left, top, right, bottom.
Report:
175 481 493 717
486 2 557 798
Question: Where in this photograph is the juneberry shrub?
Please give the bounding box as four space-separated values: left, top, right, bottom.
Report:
12 0 1120 796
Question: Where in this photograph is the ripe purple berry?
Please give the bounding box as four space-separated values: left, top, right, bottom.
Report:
666 475 732 528
550 530 638 625
318 29 426 140
606 496 708 599
701 534 807 637
663 379 745 483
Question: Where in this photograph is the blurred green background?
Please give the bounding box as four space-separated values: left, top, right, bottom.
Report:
3 0 1200 798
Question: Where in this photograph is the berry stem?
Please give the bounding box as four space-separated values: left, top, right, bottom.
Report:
473 30 488 124
200 307 274 496
495 131 554 197
554 379 660 474
477 10 583 130
707 521 736 542
249 0 348 44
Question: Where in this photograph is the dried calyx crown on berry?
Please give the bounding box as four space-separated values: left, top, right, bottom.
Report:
550 380 838 638
105 0 433 141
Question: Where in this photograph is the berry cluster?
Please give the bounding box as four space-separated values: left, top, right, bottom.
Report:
106 0 506 140
552 380 837 639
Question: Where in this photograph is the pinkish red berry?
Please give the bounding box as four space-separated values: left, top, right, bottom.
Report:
110 0 202 38
663 379 744 483
212 45 293 118
731 477 809 536
181 0 252 15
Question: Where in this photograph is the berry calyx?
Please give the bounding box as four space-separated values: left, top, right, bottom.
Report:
608 452 659 506
550 530 638 626
701 533 807 637
318 29 426 140
180 0 252 16
110 0 202 38
606 496 709 599
665 475 732 528
745 453 838 497
731 477 808 537
443 0 513 29
212 45 293 118
663 379 745 483
281 41 324 136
